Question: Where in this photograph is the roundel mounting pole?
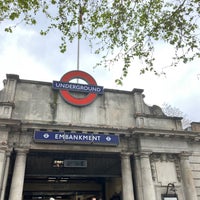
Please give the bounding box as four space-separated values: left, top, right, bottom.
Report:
77 0 82 83
77 1 81 72
52 1 104 107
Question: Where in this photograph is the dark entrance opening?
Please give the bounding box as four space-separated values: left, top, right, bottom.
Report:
23 151 121 200
23 176 104 200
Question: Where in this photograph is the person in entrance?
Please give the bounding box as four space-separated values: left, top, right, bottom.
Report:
110 192 121 200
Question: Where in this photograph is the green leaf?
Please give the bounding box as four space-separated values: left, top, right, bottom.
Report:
1 0 200 83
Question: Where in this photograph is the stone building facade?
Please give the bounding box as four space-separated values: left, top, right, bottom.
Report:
0 73 200 200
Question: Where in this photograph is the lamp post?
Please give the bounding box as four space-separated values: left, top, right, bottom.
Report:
162 183 178 200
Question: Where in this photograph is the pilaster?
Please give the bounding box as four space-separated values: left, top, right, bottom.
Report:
179 152 198 200
8 148 29 200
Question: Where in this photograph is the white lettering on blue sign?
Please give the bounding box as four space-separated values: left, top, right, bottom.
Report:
52 81 104 94
54 133 101 141
34 131 119 146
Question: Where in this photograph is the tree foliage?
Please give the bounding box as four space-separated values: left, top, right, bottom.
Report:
1 0 200 84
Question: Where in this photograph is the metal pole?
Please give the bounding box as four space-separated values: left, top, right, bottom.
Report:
77 23 80 72
77 0 81 83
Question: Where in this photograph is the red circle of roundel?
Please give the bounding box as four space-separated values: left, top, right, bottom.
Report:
60 70 98 106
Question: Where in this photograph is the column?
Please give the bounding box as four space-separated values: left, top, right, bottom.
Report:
121 152 135 200
133 153 143 200
0 150 11 200
0 149 6 193
179 152 198 200
9 149 28 200
140 152 156 200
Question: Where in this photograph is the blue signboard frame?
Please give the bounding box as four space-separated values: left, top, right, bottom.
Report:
34 131 119 146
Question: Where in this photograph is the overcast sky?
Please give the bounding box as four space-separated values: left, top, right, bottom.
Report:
0 22 199 123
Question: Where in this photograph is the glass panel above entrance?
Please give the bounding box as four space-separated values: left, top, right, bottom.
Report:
25 151 121 177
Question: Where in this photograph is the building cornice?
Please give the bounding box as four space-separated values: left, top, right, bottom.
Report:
0 118 21 130
134 113 183 120
19 121 200 141
131 127 200 141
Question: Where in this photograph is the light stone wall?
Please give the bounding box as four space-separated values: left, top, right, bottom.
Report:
135 116 182 130
139 137 188 153
0 75 183 132
140 138 200 200
191 123 200 132
1 74 200 200
150 154 185 200
12 81 137 129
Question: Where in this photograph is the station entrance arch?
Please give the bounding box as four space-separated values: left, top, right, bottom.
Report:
20 151 122 200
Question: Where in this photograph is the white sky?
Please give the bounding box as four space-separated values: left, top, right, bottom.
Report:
0 23 199 122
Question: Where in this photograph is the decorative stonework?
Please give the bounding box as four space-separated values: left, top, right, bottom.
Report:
150 153 181 183
150 159 156 181
174 159 181 182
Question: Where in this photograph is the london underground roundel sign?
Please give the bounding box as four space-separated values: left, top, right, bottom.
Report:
52 70 104 106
